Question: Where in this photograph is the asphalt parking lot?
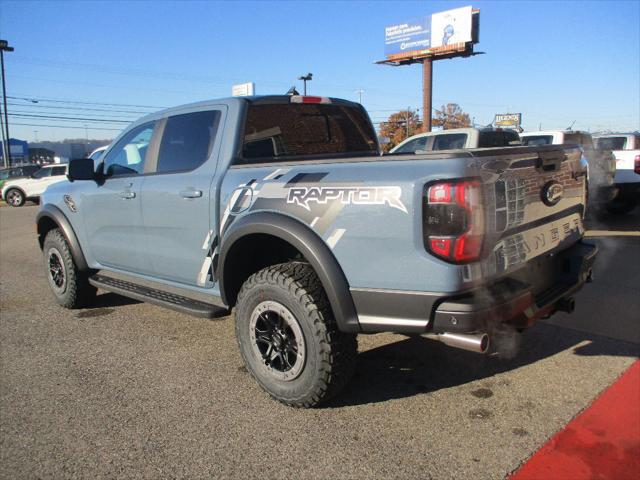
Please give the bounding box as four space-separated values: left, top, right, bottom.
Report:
1 204 639 479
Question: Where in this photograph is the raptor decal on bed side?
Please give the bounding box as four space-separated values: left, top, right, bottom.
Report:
287 186 408 213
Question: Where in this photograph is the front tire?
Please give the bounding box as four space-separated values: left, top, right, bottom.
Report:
235 262 357 408
5 188 25 207
42 228 97 308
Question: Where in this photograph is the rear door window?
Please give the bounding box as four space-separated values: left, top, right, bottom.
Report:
32 168 52 179
432 133 467 150
157 110 221 173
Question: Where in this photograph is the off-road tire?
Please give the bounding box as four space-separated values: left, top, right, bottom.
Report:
43 228 97 308
235 262 357 408
5 188 25 207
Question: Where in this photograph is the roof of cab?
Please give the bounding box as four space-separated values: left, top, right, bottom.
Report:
133 95 360 125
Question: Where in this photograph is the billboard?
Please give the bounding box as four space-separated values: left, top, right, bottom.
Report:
494 113 522 128
430 6 473 48
384 18 431 57
384 6 476 60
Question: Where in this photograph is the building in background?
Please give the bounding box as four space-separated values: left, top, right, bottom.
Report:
0 138 29 165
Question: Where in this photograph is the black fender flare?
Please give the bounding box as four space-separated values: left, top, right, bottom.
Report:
36 204 89 272
218 212 361 333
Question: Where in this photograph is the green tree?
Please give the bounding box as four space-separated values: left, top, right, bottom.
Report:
378 109 423 153
432 103 471 130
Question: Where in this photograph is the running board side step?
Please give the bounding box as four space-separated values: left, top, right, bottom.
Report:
89 274 228 319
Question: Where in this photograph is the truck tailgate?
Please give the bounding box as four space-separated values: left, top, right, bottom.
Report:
471 145 587 283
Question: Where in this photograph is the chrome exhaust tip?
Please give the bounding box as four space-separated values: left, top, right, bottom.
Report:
424 332 490 354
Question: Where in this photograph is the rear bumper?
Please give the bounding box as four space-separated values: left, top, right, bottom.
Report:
352 241 597 335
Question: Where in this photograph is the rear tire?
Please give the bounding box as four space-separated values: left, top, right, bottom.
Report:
43 228 97 308
235 262 357 408
5 188 25 207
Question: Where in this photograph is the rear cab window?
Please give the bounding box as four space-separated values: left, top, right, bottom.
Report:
595 137 627 151
237 99 378 164
521 135 554 146
432 133 467 150
478 130 521 148
564 133 592 148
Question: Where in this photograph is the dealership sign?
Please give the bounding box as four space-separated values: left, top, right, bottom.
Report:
385 6 474 59
494 113 522 128
232 82 255 97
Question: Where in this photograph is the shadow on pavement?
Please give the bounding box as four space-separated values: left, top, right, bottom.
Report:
90 292 141 308
328 324 639 408
585 206 640 232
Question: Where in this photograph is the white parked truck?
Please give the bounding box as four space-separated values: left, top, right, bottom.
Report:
390 127 522 154
594 133 640 213
520 130 618 213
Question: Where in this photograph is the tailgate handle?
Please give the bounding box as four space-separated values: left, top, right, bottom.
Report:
537 152 565 172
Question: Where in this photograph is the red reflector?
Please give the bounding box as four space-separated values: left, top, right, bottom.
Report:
430 237 452 257
428 183 453 203
453 235 483 262
634 155 640 175
290 96 331 104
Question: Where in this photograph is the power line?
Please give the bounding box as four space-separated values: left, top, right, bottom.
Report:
9 113 131 124
7 102 152 115
9 122 122 131
9 109 139 120
8 95 165 109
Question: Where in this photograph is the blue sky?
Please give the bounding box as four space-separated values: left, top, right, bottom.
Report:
1 0 638 141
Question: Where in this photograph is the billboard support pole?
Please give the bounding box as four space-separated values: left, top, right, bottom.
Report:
422 58 433 132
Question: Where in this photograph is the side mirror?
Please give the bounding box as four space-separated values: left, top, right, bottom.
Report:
67 158 95 182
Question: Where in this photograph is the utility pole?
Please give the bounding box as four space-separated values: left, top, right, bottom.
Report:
298 73 313 95
406 107 410 138
0 39 14 167
355 88 364 104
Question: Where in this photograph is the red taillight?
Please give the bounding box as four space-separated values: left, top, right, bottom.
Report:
423 180 485 263
634 154 640 175
290 96 331 104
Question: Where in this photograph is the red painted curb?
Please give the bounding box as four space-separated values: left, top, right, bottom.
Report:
511 360 640 480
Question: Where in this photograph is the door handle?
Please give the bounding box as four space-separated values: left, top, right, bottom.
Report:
179 189 203 199
120 191 136 199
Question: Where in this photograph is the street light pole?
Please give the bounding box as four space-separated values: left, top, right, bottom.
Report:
0 39 14 167
298 73 313 95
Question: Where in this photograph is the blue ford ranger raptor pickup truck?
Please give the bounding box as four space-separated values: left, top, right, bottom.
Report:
37 95 597 407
